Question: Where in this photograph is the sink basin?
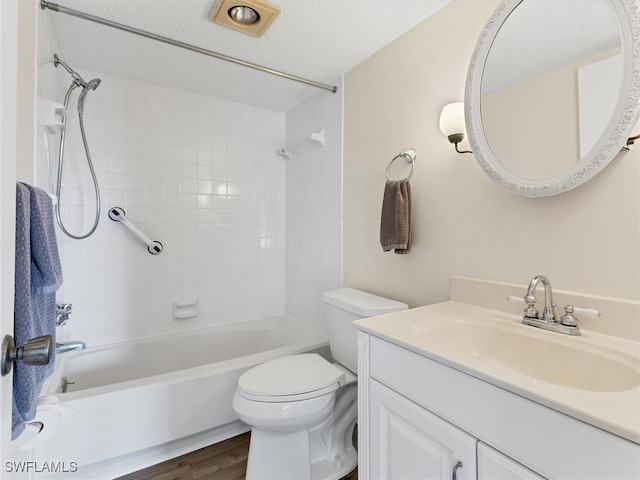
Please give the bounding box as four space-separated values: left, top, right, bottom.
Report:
355 300 640 443
414 317 640 393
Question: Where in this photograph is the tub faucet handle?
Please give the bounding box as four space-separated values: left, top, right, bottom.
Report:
56 303 73 326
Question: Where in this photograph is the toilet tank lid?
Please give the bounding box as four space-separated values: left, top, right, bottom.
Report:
322 288 408 317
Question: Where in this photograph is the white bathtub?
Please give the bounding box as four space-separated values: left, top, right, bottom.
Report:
29 316 327 478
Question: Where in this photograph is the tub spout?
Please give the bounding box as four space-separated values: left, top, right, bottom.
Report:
55 341 86 354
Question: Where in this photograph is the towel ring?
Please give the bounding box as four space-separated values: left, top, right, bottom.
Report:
385 149 416 181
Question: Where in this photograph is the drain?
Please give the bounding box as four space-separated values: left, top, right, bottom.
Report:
61 376 75 393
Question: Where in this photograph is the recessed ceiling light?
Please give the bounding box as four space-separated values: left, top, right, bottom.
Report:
228 5 260 25
210 0 280 38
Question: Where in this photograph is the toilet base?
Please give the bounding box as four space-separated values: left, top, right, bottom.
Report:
246 429 310 479
310 445 357 480
245 428 357 480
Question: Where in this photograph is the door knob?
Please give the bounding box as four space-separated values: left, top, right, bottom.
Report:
1 334 53 376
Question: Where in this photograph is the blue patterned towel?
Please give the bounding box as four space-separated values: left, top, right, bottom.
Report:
24 184 62 294
12 183 62 440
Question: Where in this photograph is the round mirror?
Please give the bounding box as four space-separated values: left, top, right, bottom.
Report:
465 0 640 197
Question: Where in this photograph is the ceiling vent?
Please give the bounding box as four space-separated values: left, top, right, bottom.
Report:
209 0 280 38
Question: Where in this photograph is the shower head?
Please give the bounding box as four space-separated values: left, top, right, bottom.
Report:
77 79 101 116
86 78 102 91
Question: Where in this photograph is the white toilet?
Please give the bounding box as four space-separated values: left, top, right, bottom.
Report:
232 288 408 480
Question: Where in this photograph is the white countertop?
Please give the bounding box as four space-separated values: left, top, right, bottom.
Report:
354 301 640 444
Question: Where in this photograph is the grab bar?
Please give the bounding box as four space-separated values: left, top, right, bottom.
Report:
108 207 163 255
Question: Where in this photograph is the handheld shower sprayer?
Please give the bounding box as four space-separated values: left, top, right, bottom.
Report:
78 78 101 116
53 54 102 239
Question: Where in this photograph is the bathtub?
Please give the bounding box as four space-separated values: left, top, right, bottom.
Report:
28 316 328 478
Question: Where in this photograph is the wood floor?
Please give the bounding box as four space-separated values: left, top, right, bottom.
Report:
116 432 358 480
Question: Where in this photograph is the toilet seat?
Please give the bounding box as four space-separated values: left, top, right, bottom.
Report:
237 354 345 403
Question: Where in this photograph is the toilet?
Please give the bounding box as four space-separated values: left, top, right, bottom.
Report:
232 288 408 480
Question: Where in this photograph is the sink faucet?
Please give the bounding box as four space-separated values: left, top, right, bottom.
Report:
521 276 581 336
524 275 556 322
55 341 86 354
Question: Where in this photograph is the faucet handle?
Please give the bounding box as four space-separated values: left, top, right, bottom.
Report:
507 295 539 319
570 305 601 318
57 303 72 313
560 304 601 327
560 305 578 327
56 303 73 326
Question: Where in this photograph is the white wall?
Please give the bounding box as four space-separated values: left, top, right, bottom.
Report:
16 0 36 184
38 13 288 346
343 0 640 309
285 79 343 335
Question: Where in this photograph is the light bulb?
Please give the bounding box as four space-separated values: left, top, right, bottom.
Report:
439 102 466 137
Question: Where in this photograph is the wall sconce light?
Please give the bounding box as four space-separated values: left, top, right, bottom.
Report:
439 102 472 154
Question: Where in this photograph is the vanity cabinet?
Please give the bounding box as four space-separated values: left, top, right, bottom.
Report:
477 443 545 480
369 379 476 479
357 332 640 480
368 378 537 480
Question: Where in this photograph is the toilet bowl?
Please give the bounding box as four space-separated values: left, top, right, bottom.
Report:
232 288 408 480
233 354 358 479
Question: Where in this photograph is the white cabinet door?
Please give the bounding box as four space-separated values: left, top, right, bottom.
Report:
478 443 547 480
369 379 477 480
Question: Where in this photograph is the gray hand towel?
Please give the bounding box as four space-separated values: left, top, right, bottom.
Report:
13 183 62 440
380 179 412 254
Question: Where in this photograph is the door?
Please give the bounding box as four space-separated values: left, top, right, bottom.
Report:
1 0 20 469
2 0 37 475
478 443 547 480
369 379 477 480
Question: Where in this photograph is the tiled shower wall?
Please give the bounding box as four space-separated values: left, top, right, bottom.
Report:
38 16 286 346
37 11 343 347
284 81 343 336
43 74 286 346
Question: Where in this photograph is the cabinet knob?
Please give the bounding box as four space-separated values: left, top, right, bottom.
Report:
452 460 463 480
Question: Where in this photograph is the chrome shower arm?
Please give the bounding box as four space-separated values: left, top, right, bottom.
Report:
54 53 86 88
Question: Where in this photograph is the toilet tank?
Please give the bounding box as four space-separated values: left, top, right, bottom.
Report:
322 288 408 373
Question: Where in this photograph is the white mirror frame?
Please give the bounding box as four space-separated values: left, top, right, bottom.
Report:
465 0 640 197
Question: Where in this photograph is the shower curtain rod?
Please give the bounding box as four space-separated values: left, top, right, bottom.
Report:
40 0 338 94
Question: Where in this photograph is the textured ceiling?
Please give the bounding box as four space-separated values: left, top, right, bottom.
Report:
46 0 450 111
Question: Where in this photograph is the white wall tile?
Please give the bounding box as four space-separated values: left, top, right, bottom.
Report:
37 10 342 347
284 79 344 336
37 66 287 346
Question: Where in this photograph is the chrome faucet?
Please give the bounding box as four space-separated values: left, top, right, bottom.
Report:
521 275 581 336
524 275 556 322
55 341 86 354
